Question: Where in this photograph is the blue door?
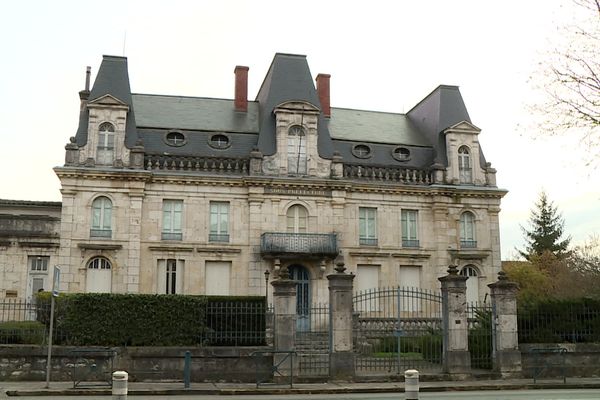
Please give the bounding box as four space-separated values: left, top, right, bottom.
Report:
289 264 310 332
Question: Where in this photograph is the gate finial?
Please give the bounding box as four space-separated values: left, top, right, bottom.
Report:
334 252 346 274
447 264 459 275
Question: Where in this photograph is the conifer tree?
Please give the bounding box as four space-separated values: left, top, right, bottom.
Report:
519 192 571 260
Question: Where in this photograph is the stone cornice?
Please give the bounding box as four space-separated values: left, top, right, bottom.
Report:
448 248 492 260
54 167 506 200
54 167 152 182
77 243 123 250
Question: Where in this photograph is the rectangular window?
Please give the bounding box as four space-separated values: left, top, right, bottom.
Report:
205 261 231 295
401 209 419 247
29 256 49 272
355 265 381 312
209 201 229 242
157 259 183 294
398 266 422 312
359 207 377 246
162 200 183 240
287 137 307 174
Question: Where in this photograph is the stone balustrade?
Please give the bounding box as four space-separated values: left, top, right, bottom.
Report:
343 163 433 184
145 155 249 174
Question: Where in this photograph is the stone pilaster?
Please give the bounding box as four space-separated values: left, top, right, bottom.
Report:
249 147 263 175
489 271 521 375
271 265 297 378
439 265 471 375
327 256 355 380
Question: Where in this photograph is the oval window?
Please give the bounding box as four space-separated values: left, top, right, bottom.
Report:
352 144 372 159
392 147 410 161
165 131 186 147
209 134 231 149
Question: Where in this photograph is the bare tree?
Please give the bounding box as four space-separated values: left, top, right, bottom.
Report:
530 0 600 160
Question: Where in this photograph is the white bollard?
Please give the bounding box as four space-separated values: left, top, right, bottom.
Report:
404 369 419 400
112 370 128 399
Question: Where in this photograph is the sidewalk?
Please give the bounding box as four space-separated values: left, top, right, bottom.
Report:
3 378 600 396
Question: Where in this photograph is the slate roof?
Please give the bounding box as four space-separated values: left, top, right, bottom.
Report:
75 53 484 169
75 56 138 148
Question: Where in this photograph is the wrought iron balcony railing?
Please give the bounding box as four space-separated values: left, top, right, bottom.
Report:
402 239 420 248
261 232 338 258
460 240 477 249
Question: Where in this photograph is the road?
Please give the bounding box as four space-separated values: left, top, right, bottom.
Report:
5 389 600 400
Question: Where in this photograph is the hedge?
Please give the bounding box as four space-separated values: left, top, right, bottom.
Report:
36 293 266 347
518 298 600 343
0 321 46 345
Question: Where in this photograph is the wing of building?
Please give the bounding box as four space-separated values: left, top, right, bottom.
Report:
2 53 506 305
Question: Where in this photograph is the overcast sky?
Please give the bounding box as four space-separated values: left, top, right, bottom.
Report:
1 0 598 259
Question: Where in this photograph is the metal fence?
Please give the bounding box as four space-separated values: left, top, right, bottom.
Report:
0 298 49 344
296 304 330 377
467 302 494 369
353 287 444 375
518 302 600 343
0 297 268 347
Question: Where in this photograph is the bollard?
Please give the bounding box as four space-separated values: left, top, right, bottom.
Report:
184 350 191 389
404 369 419 400
112 370 128 400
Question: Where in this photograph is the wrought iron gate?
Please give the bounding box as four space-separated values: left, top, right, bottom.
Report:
467 302 495 370
353 287 444 375
296 304 330 377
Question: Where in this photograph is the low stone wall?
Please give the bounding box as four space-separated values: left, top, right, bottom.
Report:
0 345 272 382
521 343 600 378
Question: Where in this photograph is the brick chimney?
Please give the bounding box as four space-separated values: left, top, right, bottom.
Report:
234 66 249 112
316 73 331 118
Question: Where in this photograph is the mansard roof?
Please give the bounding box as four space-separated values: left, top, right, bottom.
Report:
75 53 484 169
255 53 334 159
75 55 138 148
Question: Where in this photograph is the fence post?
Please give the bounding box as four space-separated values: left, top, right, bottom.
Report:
271 262 297 380
438 265 471 375
327 255 355 380
488 271 521 376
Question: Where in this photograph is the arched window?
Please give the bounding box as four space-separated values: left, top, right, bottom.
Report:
460 265 480 304
97 122 115 165
458 145 472 184
286 204 308 233
86 257 112 293
91 196 112 238
459 211 477 248
287 125 307 174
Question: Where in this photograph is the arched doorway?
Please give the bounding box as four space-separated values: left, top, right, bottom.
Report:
86 257 112 293
460 265 479 304
289 264 310 332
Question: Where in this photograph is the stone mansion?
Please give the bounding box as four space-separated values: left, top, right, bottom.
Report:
0 53 506 307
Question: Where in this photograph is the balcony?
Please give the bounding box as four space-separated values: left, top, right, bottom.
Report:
402 239 420 248
460 240 477 249
90 229 112 239
261 233 338 258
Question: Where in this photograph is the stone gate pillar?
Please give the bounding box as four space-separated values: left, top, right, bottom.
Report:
438 265 471 375
327 255 355 380
271 262 297 377
488 271 521 375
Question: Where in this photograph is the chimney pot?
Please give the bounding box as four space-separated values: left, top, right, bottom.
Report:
234 66 249 112
316 73 331 118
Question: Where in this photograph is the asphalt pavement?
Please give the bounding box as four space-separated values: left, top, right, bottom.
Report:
2 377 600 397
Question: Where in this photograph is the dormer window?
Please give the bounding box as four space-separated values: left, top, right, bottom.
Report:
392 147 410 161
352 144 372 159
458 146 472 184
97 122 115 165
287 125 306 174
209 133 231 149
165 131 186 147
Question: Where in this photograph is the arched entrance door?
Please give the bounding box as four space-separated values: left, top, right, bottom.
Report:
289 264 310 332
460 265 479 304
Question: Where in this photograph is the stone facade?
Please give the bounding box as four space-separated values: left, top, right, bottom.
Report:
0 200 61 299
2 53 507 307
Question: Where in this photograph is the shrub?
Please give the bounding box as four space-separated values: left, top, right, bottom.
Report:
518 298 600 343
35 293 267 346
0 321 46 344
